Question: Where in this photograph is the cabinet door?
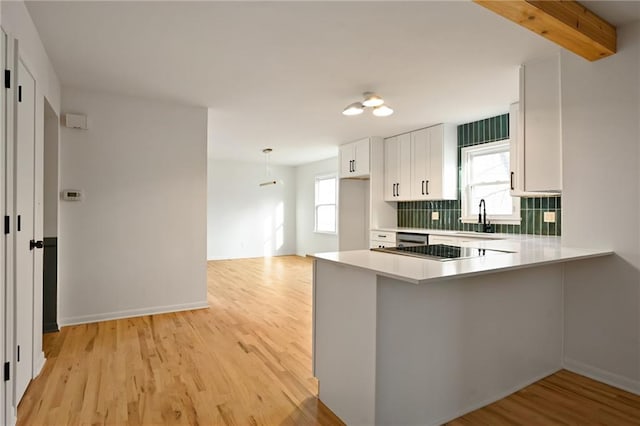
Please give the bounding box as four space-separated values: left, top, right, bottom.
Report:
430 124 458 200
397 133 412 201
509 101 523 194
522 55 562 192
384 137 399 201
353 138 370 177
339 144 354 178
427 126 444 199
410 129 429 200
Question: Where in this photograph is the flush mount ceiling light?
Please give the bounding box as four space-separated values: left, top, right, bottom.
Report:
343 92 393 117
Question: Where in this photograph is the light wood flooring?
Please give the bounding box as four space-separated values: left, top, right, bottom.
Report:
18 256 343 425
17 255 640 425
446 369 640 425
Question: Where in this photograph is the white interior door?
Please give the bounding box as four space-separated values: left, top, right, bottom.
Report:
0 29 7 426
14 58 35 404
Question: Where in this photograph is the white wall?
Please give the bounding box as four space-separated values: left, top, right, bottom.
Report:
207 159 296 260
561 22 640 393
295 157 339 256
59 88 208 325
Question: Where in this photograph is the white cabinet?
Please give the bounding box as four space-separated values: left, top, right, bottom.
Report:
339 138 370 178
385 124 457 201
384 134 411 201
339 137 392 250
369 230 396 249
410 124 457 200
517 55 562 193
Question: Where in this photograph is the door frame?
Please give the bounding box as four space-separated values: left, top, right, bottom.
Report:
2 32 18 426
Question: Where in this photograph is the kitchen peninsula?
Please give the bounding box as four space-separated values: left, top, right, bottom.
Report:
310 235 611 425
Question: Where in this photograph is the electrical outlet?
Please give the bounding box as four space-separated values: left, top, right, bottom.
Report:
432 211 440 221
543 211 556 223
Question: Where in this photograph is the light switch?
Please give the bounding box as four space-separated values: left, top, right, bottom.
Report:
543 211 556 223
432 211 440 221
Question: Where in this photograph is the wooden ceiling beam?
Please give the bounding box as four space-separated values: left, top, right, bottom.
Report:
474 0 616 61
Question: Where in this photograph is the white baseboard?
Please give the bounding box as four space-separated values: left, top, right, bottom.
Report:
564 357 640 395
59 301 209 326
432 366 562 426
33 351 46 378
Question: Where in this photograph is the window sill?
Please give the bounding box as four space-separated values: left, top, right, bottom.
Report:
460 217 521 225
314 231 337 236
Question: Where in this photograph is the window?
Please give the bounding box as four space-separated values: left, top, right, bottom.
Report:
315 175 337 233
461 141 520 224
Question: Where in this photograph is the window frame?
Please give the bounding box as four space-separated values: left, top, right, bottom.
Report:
460 140 521 225
314 174 338 234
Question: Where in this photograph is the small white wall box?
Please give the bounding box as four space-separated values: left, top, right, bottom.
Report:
64 113 88 129
62 189 83 201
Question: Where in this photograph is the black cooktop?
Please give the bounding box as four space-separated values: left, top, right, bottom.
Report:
372 244 511 261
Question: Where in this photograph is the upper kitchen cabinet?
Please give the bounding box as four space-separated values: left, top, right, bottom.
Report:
410 124 457 200
384 133 411 201
517 55 562 193
339 138 370 178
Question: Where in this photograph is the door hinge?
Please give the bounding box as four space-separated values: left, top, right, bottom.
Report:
17 345 20 362
3 362 8 381
4 70 10 89
18 85 22 102
3 216 8 234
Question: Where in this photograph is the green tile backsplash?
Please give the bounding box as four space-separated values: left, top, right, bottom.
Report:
397 114 561 236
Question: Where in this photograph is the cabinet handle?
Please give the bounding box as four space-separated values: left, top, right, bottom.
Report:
397 183 400 197
377 235 386 238
392 183 396 197
425 180 429 195
349 160 353 173
421 180 425 195
510 171 514 190
353 160 356 172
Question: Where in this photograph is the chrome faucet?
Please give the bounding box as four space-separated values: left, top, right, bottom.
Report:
478 199 492 233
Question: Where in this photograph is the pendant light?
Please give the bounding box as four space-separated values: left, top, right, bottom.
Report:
259 148 277 187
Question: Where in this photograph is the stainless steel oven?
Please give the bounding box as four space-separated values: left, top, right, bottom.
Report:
396 232 428 247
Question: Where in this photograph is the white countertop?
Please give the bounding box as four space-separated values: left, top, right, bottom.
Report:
310 234 612 284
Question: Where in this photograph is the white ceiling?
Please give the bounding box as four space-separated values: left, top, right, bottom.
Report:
25 1 640 166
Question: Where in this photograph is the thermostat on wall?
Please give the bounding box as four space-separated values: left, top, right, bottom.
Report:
64 113 88 130
62 189 83 201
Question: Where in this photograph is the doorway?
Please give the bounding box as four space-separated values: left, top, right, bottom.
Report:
42 99 58 333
